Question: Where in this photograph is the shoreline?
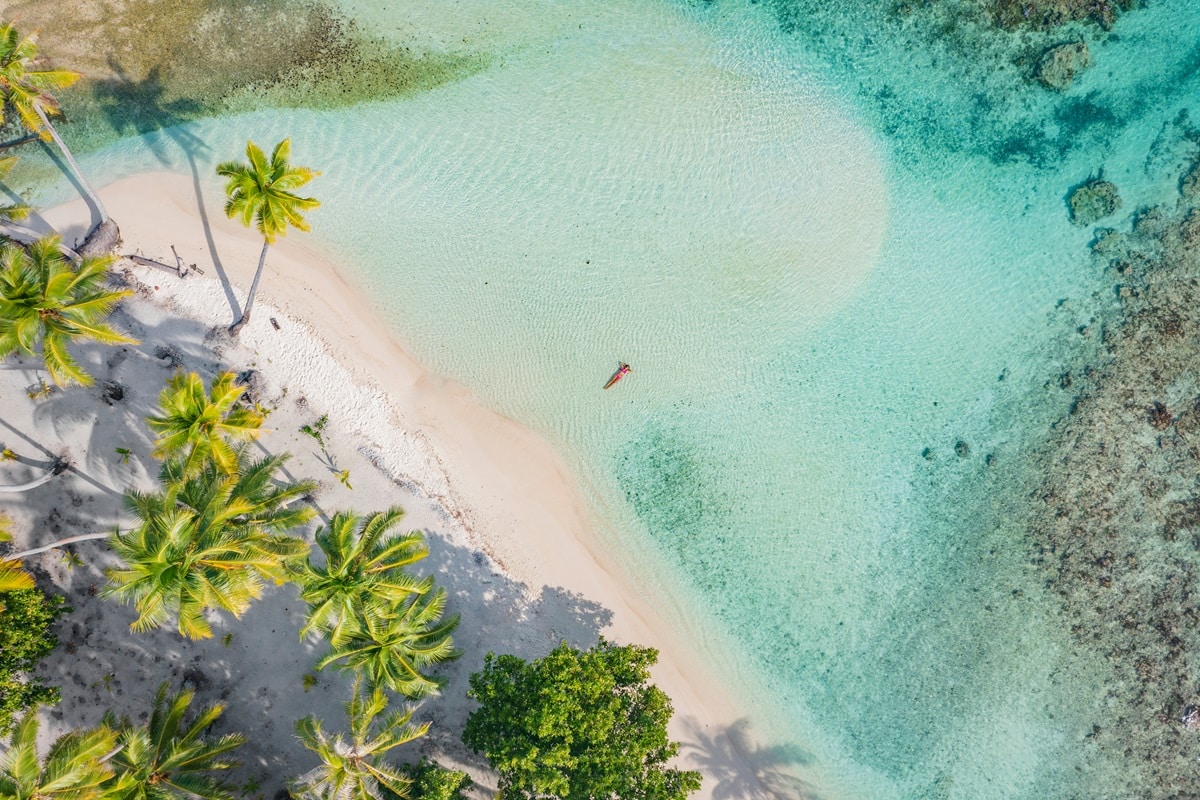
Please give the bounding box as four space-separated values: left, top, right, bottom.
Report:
33 171 788 798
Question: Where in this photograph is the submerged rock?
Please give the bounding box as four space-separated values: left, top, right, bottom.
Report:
1068 179 1122 226
1181 160 1200 199
1035 41 1092 90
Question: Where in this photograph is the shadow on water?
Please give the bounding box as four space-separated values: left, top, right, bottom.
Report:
684 719 820 800
91 60 243 322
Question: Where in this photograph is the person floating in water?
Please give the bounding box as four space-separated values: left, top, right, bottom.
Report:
604 362 631 390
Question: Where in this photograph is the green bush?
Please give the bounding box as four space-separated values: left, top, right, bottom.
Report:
0 588 67 733
403 759 470 800
463 639 701 800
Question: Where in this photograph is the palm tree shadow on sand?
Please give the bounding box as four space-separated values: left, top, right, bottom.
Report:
684 719 822 800
91 60 243 321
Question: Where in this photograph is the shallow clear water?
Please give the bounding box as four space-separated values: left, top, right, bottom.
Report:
25 0 1200 795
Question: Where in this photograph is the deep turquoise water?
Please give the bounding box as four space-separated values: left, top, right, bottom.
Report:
26 0 1200 795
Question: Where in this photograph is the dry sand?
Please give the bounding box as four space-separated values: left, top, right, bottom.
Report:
0 173 805 798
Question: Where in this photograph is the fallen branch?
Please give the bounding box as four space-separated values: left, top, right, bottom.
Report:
127 254 182 275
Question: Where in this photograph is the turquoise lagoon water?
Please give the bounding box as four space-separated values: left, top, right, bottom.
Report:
31 0 1200 796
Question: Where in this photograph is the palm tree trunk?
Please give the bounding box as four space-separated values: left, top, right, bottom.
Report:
0 133 38 151
8 531 110 559
0 470 58 493
0 220 82 263
229 239 269 335
33 103 109 223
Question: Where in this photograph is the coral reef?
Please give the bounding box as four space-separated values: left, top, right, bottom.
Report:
1069 178 1122 225
991 0 1138 30
1029 144 1200 796
1035 41 1092 90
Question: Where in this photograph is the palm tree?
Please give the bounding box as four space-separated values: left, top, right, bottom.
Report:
292 509 434 646
0 561 31 591
0 713 119 800
316 588 459 699
146 371 264 478
102 682 245 800
0 516 32 591
0 22 109 227
216 139 319 335
103 448 315 639
291 679 427 800
0 156 30 227
0 236 136 386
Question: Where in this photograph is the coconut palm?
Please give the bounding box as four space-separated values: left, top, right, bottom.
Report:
103 448 315 639
292 509 434 646
316 587 459 699
0 713 118 800
0 22 108 225
291 679 427 800
0 561 31 592
216 139 319 335
0 156 30 227
102 682 245 800
0 516 30 591
0 235 136 386
146 371 264 478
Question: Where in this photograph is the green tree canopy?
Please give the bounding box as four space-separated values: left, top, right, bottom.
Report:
104 448 314 639
292 508 434 646
102 682 245 800
0 714 117 800
462 639 702 800
216 138 319 334
316 584 459 699
0 236 135 386
0 588 66 734
146 371 264 478
0 21 108 224
291 679 427 800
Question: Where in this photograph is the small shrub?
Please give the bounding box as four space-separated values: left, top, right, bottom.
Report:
0 587 68 733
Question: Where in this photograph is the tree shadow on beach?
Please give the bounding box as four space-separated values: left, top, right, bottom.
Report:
682 718 822 800
91 60 243 321
29 302 220 490
413 529 614 753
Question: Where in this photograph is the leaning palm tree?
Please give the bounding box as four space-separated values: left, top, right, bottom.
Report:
102 682 245 800
103 448 315 639
0 22 108 226
292 508 434 646
0 713 118 800
291 679 427 800
0 156 30 227
216 139 319 335
316 588 459 699
0 235 136 385
146 371 264 478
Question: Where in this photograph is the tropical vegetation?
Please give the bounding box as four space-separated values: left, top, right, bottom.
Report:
0 21 109 228
292 508 434 645
146 371 264 477
216 139 319 334
291 679 428 800
0 587 66 734
104 448 314 639
463 639 703 800
102 682 245 800
315 584 459 699
0 236 135 385
0 713 117 800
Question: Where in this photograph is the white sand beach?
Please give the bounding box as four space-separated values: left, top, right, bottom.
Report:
0 173 803 798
